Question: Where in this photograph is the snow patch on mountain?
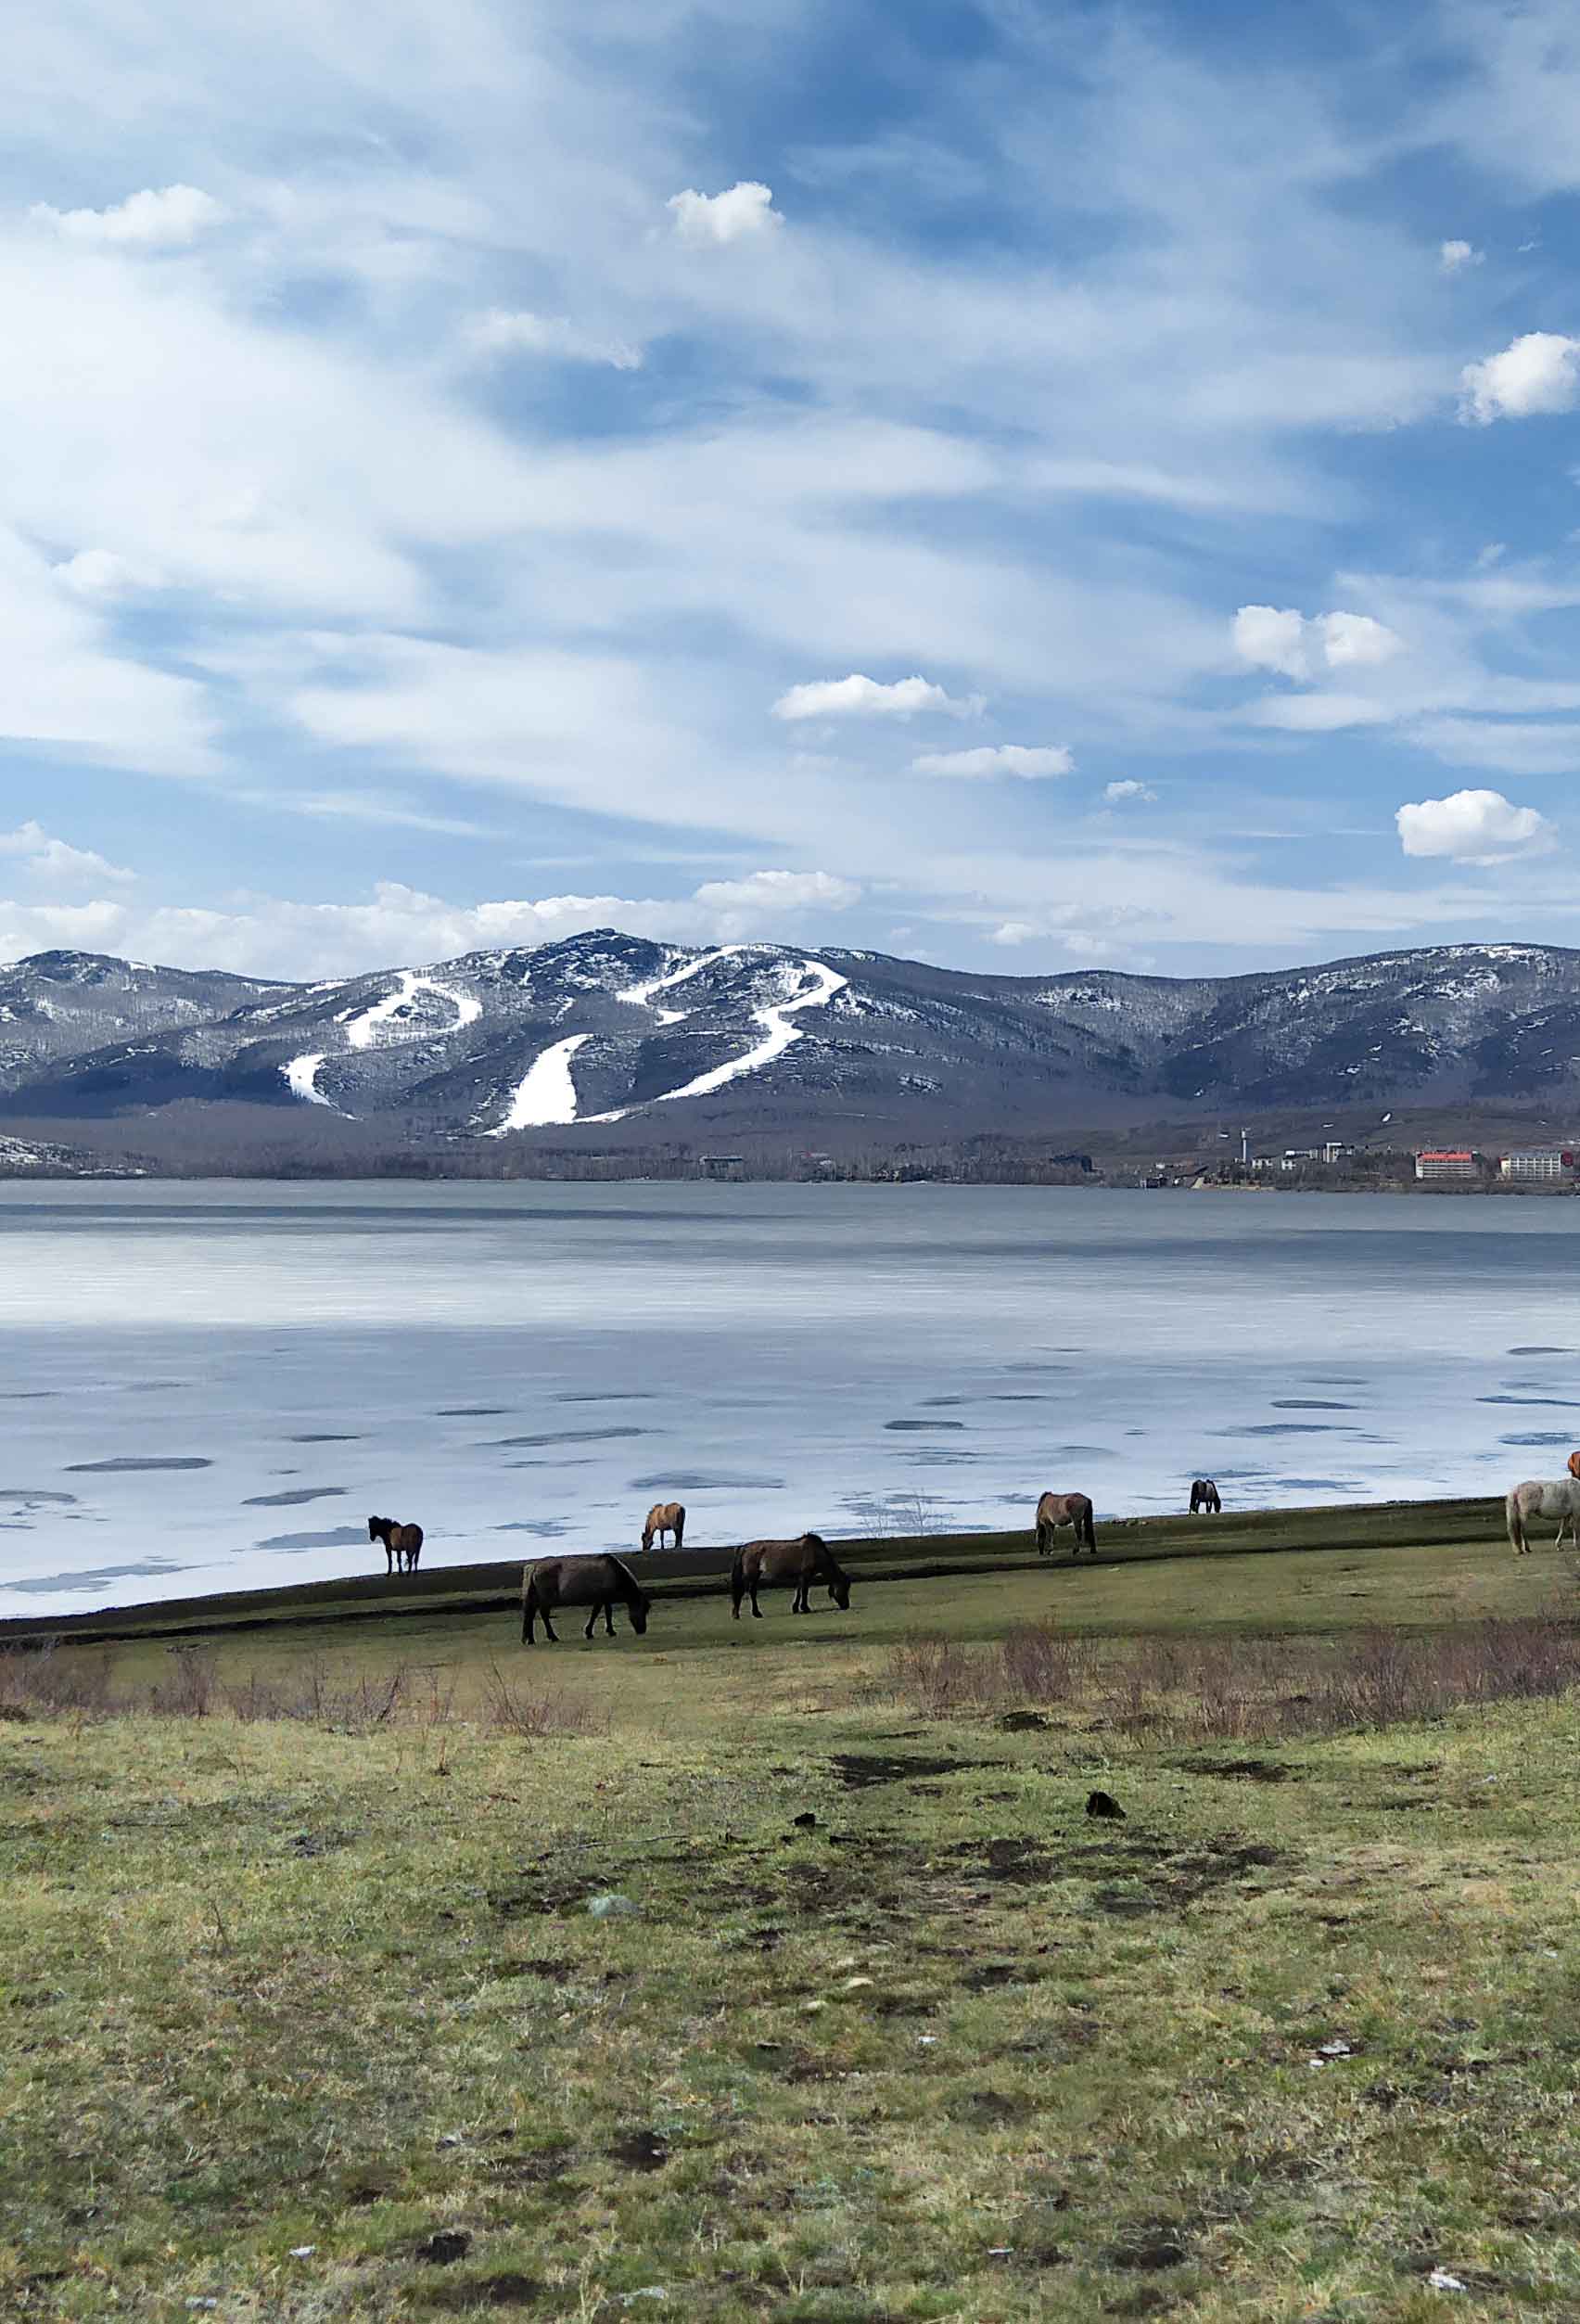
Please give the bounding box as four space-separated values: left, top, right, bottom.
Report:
616 946 739 1025
344 970 481 1051
592 957 847 1121
491 1032 593 1131
282 1053 334 1108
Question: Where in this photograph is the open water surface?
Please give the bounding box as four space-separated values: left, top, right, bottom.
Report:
1 1181 1577 1615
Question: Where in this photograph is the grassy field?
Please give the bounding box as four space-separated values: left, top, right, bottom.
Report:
6 1503 1580 2321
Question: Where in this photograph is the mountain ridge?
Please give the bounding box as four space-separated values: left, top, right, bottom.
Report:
3 932 1579 1155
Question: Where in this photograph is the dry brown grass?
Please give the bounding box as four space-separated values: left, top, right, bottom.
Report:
885 1614 1580 1740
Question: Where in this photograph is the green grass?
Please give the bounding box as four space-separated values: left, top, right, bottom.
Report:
6 1504 1580 2320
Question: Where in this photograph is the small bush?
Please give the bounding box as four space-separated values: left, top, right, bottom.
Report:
883 1616 1580 1742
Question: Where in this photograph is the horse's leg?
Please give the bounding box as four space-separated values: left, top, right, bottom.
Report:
542 1606 559 1641
584 1604 598 1640
603 1600 616 1636
751 1579 762 1619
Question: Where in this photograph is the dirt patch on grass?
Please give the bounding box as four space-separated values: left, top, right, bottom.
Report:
426 2275 545 2310
829 1752 1000 1789
608 2127 669 2172
1176 1756 1291 1782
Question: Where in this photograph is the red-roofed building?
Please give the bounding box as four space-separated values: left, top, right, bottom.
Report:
1415 1149 1480 1181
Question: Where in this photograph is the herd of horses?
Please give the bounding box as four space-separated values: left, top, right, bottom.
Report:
370 1449 1580 1647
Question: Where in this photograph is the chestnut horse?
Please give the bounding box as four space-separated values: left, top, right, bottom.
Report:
520 1553 651 1643
731 1533 851 1618
1035 1490 1097 1557
369 1514 424 1574
1189 1478 1222 1514
641 1500 685 1552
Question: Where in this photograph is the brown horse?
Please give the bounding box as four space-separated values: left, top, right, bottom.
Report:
731 1534 851 1618
520 1553 651 1643
369 1514 424 1574
1189 1478 1222 1514
641 1500 686 1552
1035 1490 1097 1557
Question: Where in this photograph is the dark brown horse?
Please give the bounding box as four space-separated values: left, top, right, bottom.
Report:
731 1533 851 1618
520 1553 651 1643
369 1514 424 1574
1035 1490 1096 1557
641 1500 685 1552
1189 1478 1222 1514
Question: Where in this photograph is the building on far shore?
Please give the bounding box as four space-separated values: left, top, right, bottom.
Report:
1499 1148 1577 1182
1414 1149 1481 1181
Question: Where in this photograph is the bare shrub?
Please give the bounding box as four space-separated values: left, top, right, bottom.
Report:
884 1616 1580 1743
480 1663 601 1739
0 1642 122 1718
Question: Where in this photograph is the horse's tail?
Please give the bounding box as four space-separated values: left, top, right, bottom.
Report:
1081 1498 1097 1551
1506 1488 1528 1558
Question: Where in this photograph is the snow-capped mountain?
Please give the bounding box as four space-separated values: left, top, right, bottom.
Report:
2 935 1580 1148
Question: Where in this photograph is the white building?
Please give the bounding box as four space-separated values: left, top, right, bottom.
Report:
1499 1148 1576 1181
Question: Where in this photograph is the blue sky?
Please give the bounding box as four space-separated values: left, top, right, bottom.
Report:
3 0 1580 978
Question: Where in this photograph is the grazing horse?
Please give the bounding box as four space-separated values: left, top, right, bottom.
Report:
1505 1478 1580 1556
1035 1490 1097 1558
641 1500 686 1553
520 1553 651 1643
1189 1478 1222 1515
731 1534 851 1619
368 1514 424 1574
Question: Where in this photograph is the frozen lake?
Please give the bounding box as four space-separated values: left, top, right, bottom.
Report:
2 1180 1577 1616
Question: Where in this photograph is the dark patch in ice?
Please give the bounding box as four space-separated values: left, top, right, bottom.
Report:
1219 1424 1347 1437
1268 1477 1354 1495
492 1519 570 1537
243 1488 348 1508
121 1379 185 1393
902 1450 979 1468
0 1391 59 1399
257 1526 369 1552
437 1407 510 1417
886 1420 967 1432
4 1558 190 1595
287 1432 363 1443
991 1393 1051 1403
1304 1373 1366 1384
484 1427 646 1449
1498 1432 1577 1448
554 1391 657 1403
1478 1395 1580 1409
629 1472 785 1491
1044 1444 1114 1460
66 1456 213 1473
920 1397 966 1407
0 1489 77 1506
1271 1398 1356 1411
1508 1346 1572 1356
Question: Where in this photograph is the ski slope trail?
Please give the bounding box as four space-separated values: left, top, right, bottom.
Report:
490 1033 593 1132
615 947 745 1026
592 958 846 1122
281 1053 334 1108
344 970 481 1051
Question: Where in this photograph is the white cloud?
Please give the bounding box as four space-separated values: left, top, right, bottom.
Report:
911 744 1073 778
0 821 133 887
667 181 782 246
1233 604 1403 682
1103 779 1156 803
52 548 158 599
1395 787 1554 863
1460 331 1580 423
29 185 225 249
772 673 984 721
1439 238 1483 275
1318 610 1403 668
1231 605 1311 680
988 921 1040 947
1248 693 1394 731
464 309 643 370
692 868 860 916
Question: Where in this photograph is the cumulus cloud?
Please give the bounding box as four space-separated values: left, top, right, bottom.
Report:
464 309 643 369
1232 605 1403 682
1103 779 1156 803
667 181 782 245
0 873 862 981
30 185 226 249
1395 786 1554 862
772 673 984 721
911 743 1073 778
1460 331 1580 423
52 549 157 599
0 821 133 887
1439 238 1484 274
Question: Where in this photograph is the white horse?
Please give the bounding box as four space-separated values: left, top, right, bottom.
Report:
1505 1477 1580 1556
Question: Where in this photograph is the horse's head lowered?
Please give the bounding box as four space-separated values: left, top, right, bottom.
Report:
807 1534 849 1609
629 1589 652 1636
